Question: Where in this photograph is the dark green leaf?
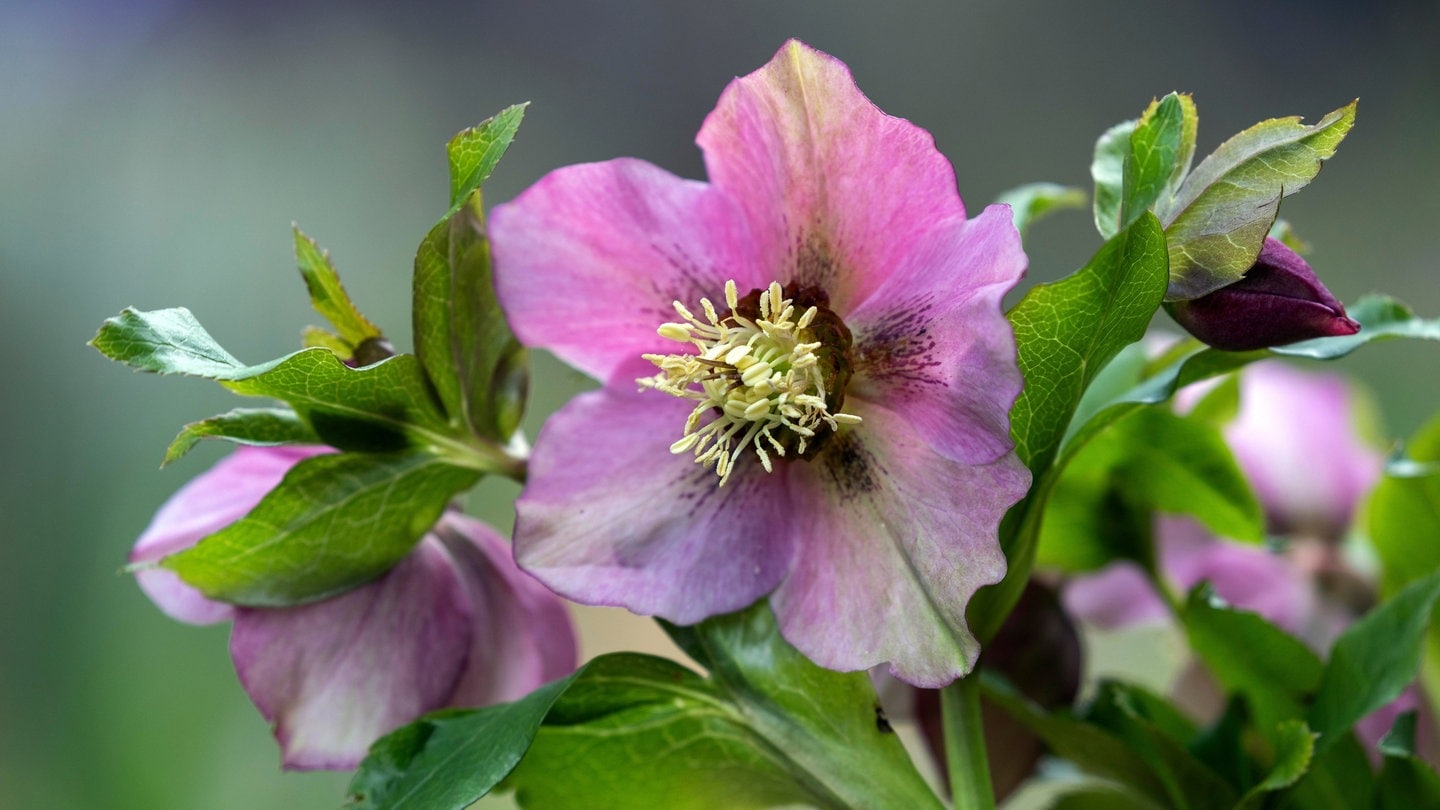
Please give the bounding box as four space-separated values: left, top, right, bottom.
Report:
413 193 528 443
511 654 829 810
1188 697 1253 793
1036 460 1152 573
1121 94 1187 230
1049 785 1162 809
1279 734 1374 810
1234 720 1315 810
993 181 1086 237
1376 718 1440 809
1092 119 1135 239
1082 681 1237 810
348 667 581 809
293 227 383 347
982 674 1173 808
663 602 944 809
1308 570 1440 754
444 104 527 220
163 407 319 466
159 450 478 606
1163 101 1357 300
1182 585 1323 742
1008 213 1169 475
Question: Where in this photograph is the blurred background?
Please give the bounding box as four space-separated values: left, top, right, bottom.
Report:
3 1 1437 806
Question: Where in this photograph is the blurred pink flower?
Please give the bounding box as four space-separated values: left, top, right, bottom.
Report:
130 446 577 770
490 40 1030 687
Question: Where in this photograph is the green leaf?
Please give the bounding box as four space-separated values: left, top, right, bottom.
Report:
1163 101 1357 300
90 307 247 377
1121 94 1187 230
973 214 1168 638
1233 720 1315 810
510 655 830 810
159 450 478 606
1157 93 1199 214
293 226 383 348
981 674 1174 808
1182 585 1323 743
1049 785 1162 809
413 193 528 443
1082 681 1237 810
993 181 1086 237
1308 570 1440 754
444 104 527 221
1278 734 1374 810
162 407 319 466
1092 120 1135 239
91 308 465 456
1374 712 1440 810
348 667 582 809
662 602 944 809
1008 213 1169 475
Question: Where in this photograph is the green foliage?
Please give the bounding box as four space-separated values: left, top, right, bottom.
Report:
413 193 527 444
158 450 478 605
992 181 1086 238
1038 407 1262 573
353 603 940 810
347 668 580 809
1233 720 1315 810
163 407 319 466
972 213 1168 640
444 103 527 220
1162 101 1356 300
1091 120 1133 239
1308 570 1440 754
1121 94 1189 232
293 226 384 351
1374 712 1440 809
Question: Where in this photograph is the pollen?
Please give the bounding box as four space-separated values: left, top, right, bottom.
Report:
638 280 861 486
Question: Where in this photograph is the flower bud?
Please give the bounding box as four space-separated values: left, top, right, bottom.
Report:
1169 237 1360 351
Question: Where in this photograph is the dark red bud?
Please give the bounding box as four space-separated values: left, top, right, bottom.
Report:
1169 237 1360 351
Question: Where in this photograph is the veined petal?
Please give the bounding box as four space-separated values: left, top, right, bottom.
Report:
229 536 472 771
698 40 968 314
773 399 1024 687
129 445 328 624
489 158 759 386
435 513 578 706
846 204 1026 465
514 389 795 624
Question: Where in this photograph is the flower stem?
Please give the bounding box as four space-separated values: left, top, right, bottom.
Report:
941 674 995 810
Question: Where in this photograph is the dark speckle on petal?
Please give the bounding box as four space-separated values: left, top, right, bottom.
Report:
855 295 945 393
792 231 841 290
823 432 882 496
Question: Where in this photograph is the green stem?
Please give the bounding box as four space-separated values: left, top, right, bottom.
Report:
941 674 995 810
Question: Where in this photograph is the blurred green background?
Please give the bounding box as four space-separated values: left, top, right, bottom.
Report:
3 1 1437 807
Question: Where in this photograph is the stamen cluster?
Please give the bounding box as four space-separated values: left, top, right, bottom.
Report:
640 280 861 485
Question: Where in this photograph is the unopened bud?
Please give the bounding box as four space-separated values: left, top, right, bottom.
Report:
1169 237 1360 351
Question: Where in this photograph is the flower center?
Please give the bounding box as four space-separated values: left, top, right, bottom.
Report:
639 280 860 485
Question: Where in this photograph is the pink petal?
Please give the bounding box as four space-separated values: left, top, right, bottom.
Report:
513 388 796 625
773 399 1025 687
434 513 578 706
489 158 760 386
846 204 1027 465
698 40 969 315
229 536 473 771
130 445 329 624
1225 362 1381 539
1063 563 1170 630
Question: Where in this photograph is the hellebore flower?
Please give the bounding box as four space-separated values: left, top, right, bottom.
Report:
130 446 577 770
1222 361 1382 540
1169 237 1360 351
489 40 1030 687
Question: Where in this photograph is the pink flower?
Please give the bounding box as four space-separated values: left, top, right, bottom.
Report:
489 40 1030 687
129 446 577 770
1223 361 1382 540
